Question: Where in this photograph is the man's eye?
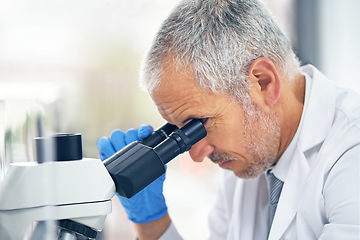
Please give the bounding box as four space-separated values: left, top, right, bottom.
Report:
198 118 209 125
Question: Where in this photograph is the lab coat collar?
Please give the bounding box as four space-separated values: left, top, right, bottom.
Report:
269 65 337 240
297 65 336 152
271 65 333 182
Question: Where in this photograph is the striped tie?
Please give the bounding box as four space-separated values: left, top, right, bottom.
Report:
266 170 284 236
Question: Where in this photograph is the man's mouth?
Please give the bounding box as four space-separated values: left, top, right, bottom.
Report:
209 151 236 169
217 160 233 169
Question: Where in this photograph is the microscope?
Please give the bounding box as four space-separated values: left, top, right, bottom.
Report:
0 119 207 240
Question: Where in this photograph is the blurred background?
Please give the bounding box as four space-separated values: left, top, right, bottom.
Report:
0 0 359 239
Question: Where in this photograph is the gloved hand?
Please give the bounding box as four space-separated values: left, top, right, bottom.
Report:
96 124 168 224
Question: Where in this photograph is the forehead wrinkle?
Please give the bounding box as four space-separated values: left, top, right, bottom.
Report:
157 88 203 124
152 56 210 124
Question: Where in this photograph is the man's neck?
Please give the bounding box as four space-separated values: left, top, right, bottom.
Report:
276 72 306 162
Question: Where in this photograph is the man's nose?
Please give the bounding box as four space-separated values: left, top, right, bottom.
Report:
188 139 214 162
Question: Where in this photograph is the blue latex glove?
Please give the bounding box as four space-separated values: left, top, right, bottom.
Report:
96 124 168 224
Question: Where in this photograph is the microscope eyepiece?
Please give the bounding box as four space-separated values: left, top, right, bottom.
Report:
154 119 207 164
140 123 178 147
104 119 207 198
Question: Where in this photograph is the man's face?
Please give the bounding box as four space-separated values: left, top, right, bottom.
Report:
151 63 281 178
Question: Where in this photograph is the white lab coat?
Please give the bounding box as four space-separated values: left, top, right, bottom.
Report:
160 65 360 240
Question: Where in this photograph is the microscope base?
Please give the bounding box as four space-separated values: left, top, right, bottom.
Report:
0 200 111 240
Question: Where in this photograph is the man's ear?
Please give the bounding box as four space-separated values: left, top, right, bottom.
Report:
248 57 281 106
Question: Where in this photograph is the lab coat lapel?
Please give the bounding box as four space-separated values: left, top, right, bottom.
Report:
238 175 268 240
268 146 309 240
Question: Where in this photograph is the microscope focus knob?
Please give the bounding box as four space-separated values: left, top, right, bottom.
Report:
35 133 82 163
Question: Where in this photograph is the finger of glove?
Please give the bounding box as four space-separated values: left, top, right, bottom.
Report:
110 129 126 151
138 124 153 140
124 129 139 145
96 137 116 161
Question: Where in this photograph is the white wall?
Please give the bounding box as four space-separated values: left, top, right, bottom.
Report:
319 0 360 90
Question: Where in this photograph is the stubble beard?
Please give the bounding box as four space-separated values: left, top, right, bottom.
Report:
209 99 281 179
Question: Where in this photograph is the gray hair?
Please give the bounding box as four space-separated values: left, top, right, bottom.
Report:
140 0 300 103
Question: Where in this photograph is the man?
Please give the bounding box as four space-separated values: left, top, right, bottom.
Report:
97 0 360 239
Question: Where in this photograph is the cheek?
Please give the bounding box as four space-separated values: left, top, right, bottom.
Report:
207 123 244 152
